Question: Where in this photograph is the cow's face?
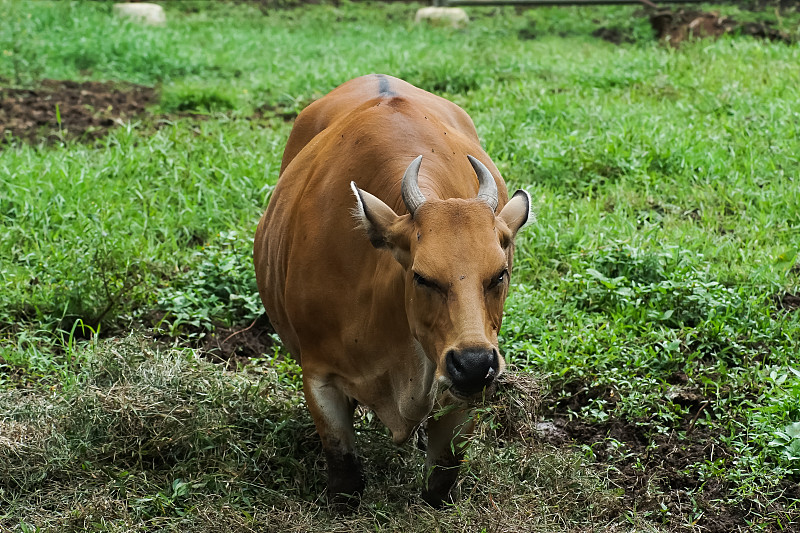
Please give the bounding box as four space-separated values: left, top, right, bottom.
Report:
351 157 531 400
404 198 515 399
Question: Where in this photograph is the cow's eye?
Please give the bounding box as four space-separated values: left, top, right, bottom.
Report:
488 269 508 290
413 272 440 292
414 272 431 287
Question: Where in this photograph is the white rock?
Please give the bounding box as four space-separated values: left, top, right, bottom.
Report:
414 7 469 29
113 3 166 26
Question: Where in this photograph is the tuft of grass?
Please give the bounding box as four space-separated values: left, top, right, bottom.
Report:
0 336 619 532
159 83 240 114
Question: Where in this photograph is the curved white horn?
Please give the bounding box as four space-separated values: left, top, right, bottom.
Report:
467 155 499 212
401 155 426 215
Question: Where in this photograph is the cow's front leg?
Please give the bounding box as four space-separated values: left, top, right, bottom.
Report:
421 406 475 507
304 374 364 505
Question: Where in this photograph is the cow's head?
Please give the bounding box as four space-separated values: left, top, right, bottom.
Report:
351 155 531 401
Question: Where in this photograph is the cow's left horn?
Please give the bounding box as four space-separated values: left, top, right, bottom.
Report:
467 155 498 212
402 155 426 216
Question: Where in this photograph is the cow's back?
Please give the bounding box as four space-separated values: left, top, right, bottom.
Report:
279 74 479 174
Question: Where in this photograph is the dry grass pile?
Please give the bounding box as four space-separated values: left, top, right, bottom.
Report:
0 337 635 532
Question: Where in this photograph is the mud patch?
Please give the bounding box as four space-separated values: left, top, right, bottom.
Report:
564 419 735 529
0 79 157 144
650 9 794 46
775 292 800 312
538 415 797 532
199 315 276 370
143 312 275 370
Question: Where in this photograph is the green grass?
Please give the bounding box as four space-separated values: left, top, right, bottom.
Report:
2 0 800 531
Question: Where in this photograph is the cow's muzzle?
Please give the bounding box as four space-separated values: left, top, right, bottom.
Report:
445 347 499 397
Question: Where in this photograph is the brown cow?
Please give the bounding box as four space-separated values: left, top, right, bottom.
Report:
254 74 531 506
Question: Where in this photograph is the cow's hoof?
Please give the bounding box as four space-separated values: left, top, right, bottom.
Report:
421 483 461 508
328 474 365 499
327 475 365 513
326 452 365 510
421 489 448 508
328 488 363 512
421 465 460 508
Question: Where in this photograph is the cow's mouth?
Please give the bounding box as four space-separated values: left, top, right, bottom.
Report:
442 379 499 404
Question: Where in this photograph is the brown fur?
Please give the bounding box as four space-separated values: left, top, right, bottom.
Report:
254 74 530 505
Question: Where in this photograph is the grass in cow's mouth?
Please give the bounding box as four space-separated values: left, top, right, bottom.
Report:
2 0 800 531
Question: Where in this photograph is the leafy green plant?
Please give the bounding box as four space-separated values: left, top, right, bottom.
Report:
155 231 261 334
770 421 800 467
566 243 754 332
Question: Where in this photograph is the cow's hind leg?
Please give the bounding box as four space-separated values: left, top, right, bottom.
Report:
304 375 365 506
421 406 475 507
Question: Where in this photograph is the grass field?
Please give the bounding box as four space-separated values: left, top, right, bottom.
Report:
2 0 800 531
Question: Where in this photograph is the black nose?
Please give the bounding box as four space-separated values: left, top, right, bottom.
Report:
446 348 499 396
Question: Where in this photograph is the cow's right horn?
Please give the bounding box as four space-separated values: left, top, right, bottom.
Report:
401 155 426 215
467 155 499 212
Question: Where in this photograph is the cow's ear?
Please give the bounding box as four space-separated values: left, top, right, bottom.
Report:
497 189 532 239
351 182 411 263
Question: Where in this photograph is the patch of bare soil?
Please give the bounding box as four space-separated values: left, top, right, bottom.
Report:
0 79 157 143
1 79 297 145
144 313 275 370
775 292 800 311
536 380 800 531
199 314 275 370
650 9 794 46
